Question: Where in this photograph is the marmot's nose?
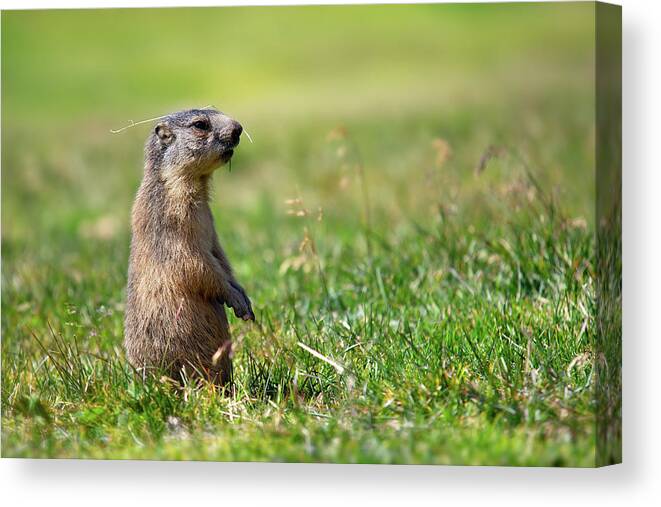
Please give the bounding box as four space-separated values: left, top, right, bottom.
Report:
229 121 243 145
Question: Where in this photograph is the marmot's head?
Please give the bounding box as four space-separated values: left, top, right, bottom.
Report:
146 108 242 178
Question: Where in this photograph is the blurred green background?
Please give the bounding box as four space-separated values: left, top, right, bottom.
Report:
2 3 595 239
2 3 598 464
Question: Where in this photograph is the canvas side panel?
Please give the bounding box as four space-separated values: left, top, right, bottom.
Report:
595 1 622 467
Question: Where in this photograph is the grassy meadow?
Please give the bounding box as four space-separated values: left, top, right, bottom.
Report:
1 3 598 465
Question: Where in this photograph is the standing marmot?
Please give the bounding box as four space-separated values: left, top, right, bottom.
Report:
124 108 254 386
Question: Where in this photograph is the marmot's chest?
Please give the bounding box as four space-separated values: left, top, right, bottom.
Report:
188 206 215 249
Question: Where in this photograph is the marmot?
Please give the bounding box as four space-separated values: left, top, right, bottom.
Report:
123 108 254 386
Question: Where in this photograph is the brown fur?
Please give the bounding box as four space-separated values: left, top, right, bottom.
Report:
124 108 254 386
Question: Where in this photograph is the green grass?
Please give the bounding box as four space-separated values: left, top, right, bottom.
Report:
2 3 598 465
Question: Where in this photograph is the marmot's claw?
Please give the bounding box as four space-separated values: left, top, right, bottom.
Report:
233 306 255 322
243 296 255 321
227 281 255 322
239 298 255 321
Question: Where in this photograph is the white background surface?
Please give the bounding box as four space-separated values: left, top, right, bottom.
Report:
1 0 658 505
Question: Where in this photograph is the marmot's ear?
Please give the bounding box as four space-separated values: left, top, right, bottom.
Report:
155 123 173 144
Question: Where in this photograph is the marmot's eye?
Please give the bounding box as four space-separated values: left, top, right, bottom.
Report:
192 120 210 131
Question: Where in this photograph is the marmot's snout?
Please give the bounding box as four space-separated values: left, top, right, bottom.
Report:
216 120 242 164
225 120 242 147
216 119 242 147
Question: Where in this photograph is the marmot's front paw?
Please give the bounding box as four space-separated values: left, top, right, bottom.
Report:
227 281 255 321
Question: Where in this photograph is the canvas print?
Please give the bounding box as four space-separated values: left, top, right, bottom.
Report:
1 2 621 466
